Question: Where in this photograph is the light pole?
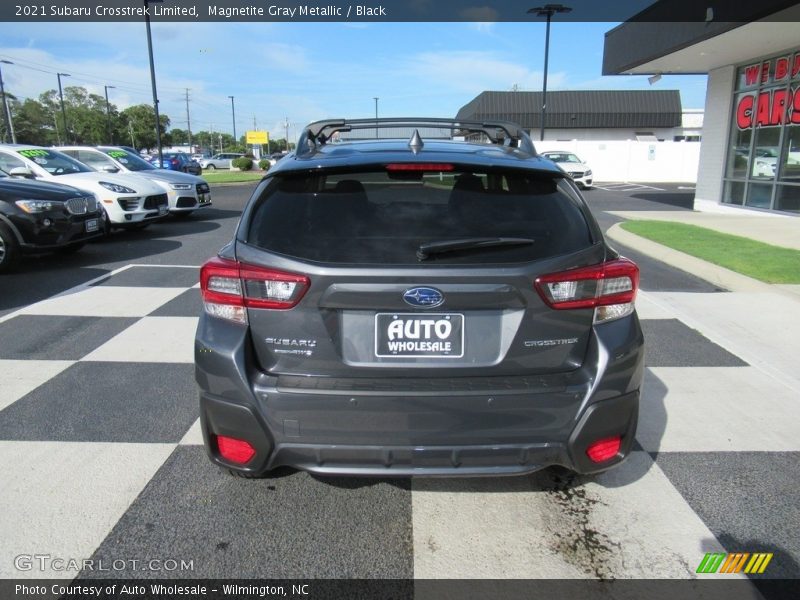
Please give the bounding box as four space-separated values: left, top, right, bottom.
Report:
528 4 571 141
56 72 71 143
373 97 379 139
228 95 236 147
0 60 15 143
144 0 164 166
104 85 115 144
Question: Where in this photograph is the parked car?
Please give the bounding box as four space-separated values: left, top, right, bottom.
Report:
541 151 593 189
0 145 168 231
195 118 643 479
200 153 243 170
58 146 211 217
150 152 202 175
0 168 104 272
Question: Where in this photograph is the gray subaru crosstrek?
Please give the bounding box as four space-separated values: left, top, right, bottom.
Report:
195 118 644 478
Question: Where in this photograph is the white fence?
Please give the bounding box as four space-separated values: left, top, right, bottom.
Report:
536 140 701 183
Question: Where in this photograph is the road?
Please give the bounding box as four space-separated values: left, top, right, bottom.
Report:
0 183 796 595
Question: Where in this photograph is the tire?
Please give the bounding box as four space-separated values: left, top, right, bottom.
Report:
57 242 85 254
227 468 268 479
206 164 216 170
0 223 21 273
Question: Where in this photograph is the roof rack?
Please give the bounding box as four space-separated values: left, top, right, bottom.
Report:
295 117 537 157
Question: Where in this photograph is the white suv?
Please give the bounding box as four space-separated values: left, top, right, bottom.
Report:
541 151 593 189
0 145 168 230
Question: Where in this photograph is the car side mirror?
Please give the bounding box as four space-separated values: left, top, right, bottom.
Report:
9 166 34 178
100 165 120 173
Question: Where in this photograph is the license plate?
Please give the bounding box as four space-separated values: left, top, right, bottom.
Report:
158 205 168 215
85 219 99 232
375 313 464 358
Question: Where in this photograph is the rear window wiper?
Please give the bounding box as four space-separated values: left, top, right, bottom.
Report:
416 237 535 261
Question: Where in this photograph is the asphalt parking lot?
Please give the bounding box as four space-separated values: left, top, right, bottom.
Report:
1 182 797 591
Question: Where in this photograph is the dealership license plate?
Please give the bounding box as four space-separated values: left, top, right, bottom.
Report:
158 205 168 215
85 218 99 233
375 313 464 358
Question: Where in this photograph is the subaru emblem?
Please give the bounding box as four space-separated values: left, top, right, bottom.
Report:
403 287 444 308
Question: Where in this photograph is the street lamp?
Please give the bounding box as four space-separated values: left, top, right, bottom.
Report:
228 96 236 147
373 97 379 139
104 85 115 144
528 4 571 141
0 60 15 143
144 0 164 166
56 72 71 144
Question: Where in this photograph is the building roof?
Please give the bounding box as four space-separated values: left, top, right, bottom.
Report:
455 90 682 129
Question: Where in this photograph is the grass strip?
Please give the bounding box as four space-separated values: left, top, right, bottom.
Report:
619 220 800 284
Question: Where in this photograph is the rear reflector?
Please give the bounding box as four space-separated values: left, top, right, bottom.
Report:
534 258 639 323
200 256 310 323
215 435 256 464
385 163 454 172
586 436 622 463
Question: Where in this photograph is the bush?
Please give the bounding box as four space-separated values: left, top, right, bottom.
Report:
258 159 271 171
233 157 253 171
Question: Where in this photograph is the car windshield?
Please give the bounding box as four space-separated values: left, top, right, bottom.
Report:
17 148 92 176
545 153 581 163
246 167 592 265
104 149 156 171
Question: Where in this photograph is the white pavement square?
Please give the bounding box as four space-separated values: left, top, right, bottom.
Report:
0 441 175 579
412 452 730 579
640 367 800 452
81 317 199 363
178 418 203 445
19 286 188 318
0 360 74 412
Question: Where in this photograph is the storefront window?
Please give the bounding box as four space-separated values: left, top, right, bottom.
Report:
724 48 800 212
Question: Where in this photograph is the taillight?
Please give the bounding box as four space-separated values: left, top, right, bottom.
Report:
534 258 639 324
215 435 256 464
586 436 622 463
200 256 310 323
171 159 179 166
385 163 454 172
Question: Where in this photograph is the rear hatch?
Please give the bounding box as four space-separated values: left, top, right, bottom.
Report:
233 165 605 378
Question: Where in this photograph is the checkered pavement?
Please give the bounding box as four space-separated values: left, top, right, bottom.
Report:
0 264 797 582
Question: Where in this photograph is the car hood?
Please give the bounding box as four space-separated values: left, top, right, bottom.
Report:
554 161 587 169
0 177 91 200
50 172 165 195
126 169 205 185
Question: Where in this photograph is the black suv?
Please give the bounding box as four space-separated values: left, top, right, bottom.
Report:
0 169 103 272
195 118 644 477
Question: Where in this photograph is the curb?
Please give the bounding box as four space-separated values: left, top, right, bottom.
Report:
606 222 800 302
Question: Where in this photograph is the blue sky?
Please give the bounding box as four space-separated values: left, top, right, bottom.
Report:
0 21 708 141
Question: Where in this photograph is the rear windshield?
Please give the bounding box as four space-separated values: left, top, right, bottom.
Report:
245 167 593 265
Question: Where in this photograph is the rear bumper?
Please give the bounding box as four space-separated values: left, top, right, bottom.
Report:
199 388 638 476
196 310 643 477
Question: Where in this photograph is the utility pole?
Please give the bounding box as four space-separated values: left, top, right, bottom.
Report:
373 97 379 139
284 117 289 152
228 95 236 146
0 60 15 144
104 85 115 144
128 121 136 148
57 72 70 143
185 88 192 148
144 0 164 165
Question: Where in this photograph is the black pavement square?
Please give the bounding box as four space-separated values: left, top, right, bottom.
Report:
0 315 137 360
0 362 198 443
641 319 748 367
148 289 202 317
92 266 199 288
82 446 413 579
655 451 800 579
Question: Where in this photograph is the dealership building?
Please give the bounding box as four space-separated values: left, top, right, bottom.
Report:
603 1 800 213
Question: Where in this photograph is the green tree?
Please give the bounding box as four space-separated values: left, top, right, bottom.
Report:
119 104 171 151
11 97 58 145
170 127 188 145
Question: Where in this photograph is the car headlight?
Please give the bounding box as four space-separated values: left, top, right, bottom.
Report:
169 183 193 190
99 181 137 194
15 199 61 213
585 169 592 176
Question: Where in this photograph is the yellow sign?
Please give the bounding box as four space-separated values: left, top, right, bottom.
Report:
246 130 268 144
